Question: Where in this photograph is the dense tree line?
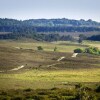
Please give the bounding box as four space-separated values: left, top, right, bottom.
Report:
24 18 100 27
0 18 100 33
0 18 100 41
0 32 75 41
87 34 100 41
34 26 100 32
33 34 74 41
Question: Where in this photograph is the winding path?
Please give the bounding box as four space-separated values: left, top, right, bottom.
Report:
71 53 78 57
57 56 65 61
10 65 24 71
0 53 78 72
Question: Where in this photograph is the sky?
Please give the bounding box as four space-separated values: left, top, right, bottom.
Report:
0 0 100 22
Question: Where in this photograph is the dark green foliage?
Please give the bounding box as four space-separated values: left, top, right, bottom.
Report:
87 35 100 41
75 83 83 89
37 46 43 50
75 84 98 100
96 85 100 92
23 88 32 92
78 34 87 43
54 47 57 52
78 38 83 43
32 34 75 42
74 48 84 53
74 47 100 55
11 96 24 100
85 47 100 55
0 96 11 100
0 84 100 100
0 18 100 41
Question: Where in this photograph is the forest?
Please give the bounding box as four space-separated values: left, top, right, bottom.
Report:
0 18 100 41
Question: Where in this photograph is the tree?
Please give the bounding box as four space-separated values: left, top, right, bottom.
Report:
78 34 87 43
54 47 57 52
37 46 43 50
74 48 84 53
78 38 83 43
96 85 100 92
85 47 100 55
87 35 100 41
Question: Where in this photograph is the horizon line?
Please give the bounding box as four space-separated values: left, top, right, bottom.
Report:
0 17 100 22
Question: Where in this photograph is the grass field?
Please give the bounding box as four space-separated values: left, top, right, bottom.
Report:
0 40 100 91
83 40 100 49
0 40 89 52
0 68 100 90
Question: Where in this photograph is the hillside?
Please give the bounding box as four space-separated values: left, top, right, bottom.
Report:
0 18 100 33
0 18 100 41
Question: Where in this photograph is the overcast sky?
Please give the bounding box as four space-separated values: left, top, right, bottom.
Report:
0 0 100 22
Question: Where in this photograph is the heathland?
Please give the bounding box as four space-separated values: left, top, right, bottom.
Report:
0 18 100 99
0 40 100 99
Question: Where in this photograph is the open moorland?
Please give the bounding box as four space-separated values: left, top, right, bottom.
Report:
0 40 100 99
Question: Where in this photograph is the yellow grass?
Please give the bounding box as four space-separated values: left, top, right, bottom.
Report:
0 40 88 53
0 68 100 89
83 40 100 49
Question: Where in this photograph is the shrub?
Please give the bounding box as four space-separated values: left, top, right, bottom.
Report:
85 47 94 54
49 94 61 100
78 38 83 43
37 46 43 50
0 96 11 100
32 95 46 100
62 96 75 100
11 96 24 100
74 48 84 53
75 83 83 89
96 85 100 92
85 47 100 55
74 47 100 55
54 47 57 52
24 88 32 92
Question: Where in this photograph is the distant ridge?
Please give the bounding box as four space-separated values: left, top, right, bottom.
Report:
0 18 100 32
0 18 100 27
0 18 100 41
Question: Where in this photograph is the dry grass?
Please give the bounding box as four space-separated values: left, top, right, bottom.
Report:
83 40 100 49
0 40 88 52
0 40 100 90
0 68 100 90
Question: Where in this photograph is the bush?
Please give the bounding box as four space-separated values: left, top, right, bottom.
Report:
74 47 100 55
54 47 57 52
37 46 43 50
74 48 84 53
85 47 94 54
24 88 32 92
11 96 24 100
0 96 11 100
96 85 100 92
85 47 100 55
75 83 83 89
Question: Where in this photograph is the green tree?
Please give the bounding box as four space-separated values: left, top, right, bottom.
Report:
74 48 84 53
37 46 43 50
85 47 100 55
54 47 57 52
